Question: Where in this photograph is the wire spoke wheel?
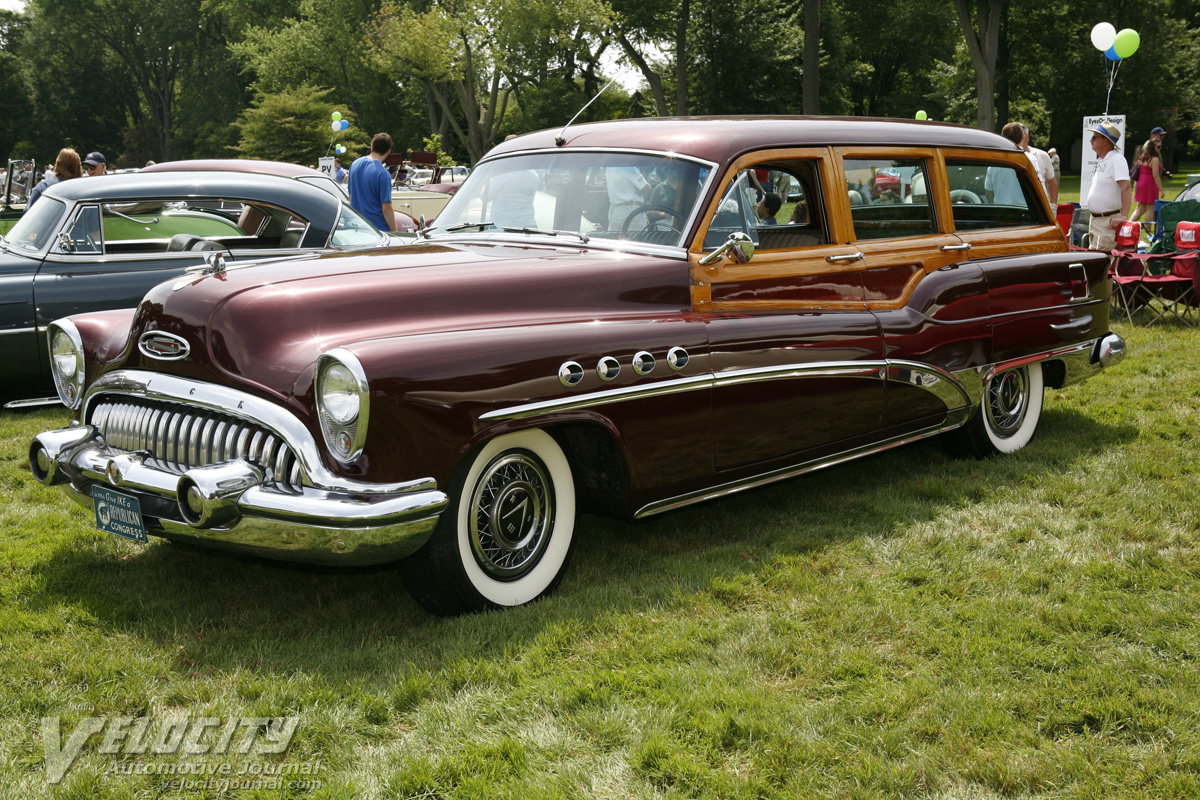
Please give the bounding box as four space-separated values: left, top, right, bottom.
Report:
469 451 554 580
984 368 1030 438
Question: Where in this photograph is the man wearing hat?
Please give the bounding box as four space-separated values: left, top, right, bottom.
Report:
1086 121 1131 252
83 152 106 177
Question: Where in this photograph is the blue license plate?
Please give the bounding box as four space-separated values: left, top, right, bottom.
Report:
92 485 148 543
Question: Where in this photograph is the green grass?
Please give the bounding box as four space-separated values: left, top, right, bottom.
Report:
2 320 1200 798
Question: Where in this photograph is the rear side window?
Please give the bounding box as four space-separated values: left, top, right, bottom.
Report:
946 160 1043 230
842 158 935 240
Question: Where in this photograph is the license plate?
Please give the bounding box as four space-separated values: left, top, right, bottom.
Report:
93 485 148 543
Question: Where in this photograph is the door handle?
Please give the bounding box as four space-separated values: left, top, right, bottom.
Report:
940 243 972 252
825 252 865 263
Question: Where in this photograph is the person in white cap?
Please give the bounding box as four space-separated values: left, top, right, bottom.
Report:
1086 121 1131 252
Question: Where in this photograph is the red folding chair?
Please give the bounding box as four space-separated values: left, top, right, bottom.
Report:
1110 221 1156 323
1142 220 1199 326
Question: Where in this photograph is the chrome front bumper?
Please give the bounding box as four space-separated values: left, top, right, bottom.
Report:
29 373 449 566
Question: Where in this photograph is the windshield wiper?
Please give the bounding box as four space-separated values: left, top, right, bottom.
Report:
444 220 494 232
500 226 590 244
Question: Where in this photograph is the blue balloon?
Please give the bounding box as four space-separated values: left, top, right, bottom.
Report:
340 119 349 130
1105 45 1121 61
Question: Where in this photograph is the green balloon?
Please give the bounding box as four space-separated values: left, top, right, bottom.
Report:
331 111 342 122
915 110 928 121
1113 29 1139 59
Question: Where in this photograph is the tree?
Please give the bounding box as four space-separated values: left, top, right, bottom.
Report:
803 0 819 114
364 0 611 163
607 0 689 115
235 85 362 165
952 0 1003 130
688 0 802 114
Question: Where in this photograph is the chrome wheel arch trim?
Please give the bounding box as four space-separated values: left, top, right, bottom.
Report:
78 370 435 496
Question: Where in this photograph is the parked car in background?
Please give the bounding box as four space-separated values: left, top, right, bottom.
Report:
1 159 36 234
143 159 420 234
1 168 395 407
30 117 1125 617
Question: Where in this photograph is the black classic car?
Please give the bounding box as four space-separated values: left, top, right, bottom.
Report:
30 117 1126 616
1 168 392 407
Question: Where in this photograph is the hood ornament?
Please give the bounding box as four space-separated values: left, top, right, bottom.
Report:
185 251 227 276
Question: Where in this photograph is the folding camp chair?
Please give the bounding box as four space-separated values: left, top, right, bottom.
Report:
1109 220 1156 323
1141 220 1198 326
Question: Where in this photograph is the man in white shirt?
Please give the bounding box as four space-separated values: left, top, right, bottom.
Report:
1085 121 1131 252
606 166 651 232
985 123 1041 205
1020 124 1058 204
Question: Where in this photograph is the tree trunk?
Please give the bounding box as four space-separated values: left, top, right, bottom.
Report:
617 34 669 116
675 0 690 114
952 0 1002 131
803 0 819 114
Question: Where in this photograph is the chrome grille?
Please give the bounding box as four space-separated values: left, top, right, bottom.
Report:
89 397 305 490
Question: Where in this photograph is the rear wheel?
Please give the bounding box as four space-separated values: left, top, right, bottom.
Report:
398 429 577 616
947 363 1044 458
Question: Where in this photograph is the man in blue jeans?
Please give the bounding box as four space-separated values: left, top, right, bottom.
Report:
348 133 396 232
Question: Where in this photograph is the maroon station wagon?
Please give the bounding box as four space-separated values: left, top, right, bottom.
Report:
30 117 1126 616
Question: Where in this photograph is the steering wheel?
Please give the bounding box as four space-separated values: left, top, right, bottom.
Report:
622 204 686 234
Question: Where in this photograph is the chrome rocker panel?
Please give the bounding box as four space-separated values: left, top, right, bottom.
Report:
29 372 449 566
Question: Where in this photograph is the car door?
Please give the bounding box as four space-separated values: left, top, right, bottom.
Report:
940 151 1104 363
31 204 215 336
832 148 994 432
691 149 889 472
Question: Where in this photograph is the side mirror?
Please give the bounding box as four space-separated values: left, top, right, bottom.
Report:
698 231 755 266
57 233 75 253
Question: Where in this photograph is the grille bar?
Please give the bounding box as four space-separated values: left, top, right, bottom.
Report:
89 397 304 490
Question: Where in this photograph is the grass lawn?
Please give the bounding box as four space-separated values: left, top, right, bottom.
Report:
2 318 1199 798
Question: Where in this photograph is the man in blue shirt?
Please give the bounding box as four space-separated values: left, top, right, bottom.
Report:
334 157 347 185
348 133 396 231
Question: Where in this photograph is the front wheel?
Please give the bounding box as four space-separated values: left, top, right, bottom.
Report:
398 429 577 616
946 363 1044 458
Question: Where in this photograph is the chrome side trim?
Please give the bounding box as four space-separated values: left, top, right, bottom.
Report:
4 396 62 409
0 327 38 336
79 370 432 495
479 374 713 421
481 360 970 422
480 337 1113 426
636 414 970 518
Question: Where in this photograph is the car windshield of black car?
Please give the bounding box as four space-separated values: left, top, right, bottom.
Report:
4 196 66 253
430 152 712 248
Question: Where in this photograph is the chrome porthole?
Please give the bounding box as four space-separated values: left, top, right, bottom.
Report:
667 347 689 370
597 357 621 381
558 361 584 387
633 351 655 375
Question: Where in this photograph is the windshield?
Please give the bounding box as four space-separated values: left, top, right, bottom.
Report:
3 196 66 252
430 152 712 247
331 204 389 247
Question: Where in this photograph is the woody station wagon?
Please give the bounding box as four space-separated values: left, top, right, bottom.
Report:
30 117 1126 616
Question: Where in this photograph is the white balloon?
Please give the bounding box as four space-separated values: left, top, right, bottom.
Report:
1091 21 1116 51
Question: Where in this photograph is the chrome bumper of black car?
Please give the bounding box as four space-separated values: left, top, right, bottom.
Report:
29 371 448 566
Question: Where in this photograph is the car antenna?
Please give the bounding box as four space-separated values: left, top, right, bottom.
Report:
555 76 619 147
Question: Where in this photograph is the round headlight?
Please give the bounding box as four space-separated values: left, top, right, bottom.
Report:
314 349 370 464
320 361 360 424
48 321 85 409
52 329 79 379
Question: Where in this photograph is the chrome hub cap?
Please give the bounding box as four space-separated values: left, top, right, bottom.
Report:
469 451 555 580
985 368 1029 437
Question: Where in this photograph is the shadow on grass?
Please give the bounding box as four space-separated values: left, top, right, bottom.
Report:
23 404 1135 680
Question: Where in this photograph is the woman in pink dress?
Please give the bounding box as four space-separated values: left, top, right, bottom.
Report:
1130 139 1164 224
